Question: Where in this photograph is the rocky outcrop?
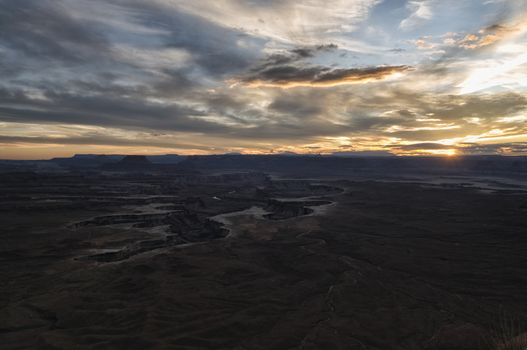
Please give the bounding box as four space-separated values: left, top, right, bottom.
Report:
71 212 176 229
264 200 313 220
267 180 342 197
72 209 226 240
119 155 151 165
184 197 206 209
77 211 228 262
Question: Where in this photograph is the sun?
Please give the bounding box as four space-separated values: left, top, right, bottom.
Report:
445 149 457 157
426 148 458 157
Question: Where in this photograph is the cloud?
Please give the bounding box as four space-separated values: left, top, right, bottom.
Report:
457 23 521 49
393 142 453 151
236 65 411 88
0 86 219 133
171 0 381 44
0 0 264 88
400 0 434 30
228 44 410 88
248 44 339 68
458 142 527 155
0 134 216 151
385 142 457 155
0 0 108 64
1 0 527 158
387 141 527 156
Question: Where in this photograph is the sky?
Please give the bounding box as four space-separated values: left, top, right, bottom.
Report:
1 0 527 159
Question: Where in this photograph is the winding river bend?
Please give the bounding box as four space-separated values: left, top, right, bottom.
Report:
209 195 338 237
210 206 271 238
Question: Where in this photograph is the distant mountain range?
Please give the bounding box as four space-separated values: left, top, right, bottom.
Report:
52 154 187 166
1 153 527 177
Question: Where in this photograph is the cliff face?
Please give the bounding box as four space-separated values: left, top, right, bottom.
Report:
264 199 313 220
97 155 198 174
119 155 151 165
102 155 155 172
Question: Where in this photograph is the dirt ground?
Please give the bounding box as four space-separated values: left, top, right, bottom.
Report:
2 175 527 349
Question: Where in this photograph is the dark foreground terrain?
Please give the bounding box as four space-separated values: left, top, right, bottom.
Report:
1 156 527 349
